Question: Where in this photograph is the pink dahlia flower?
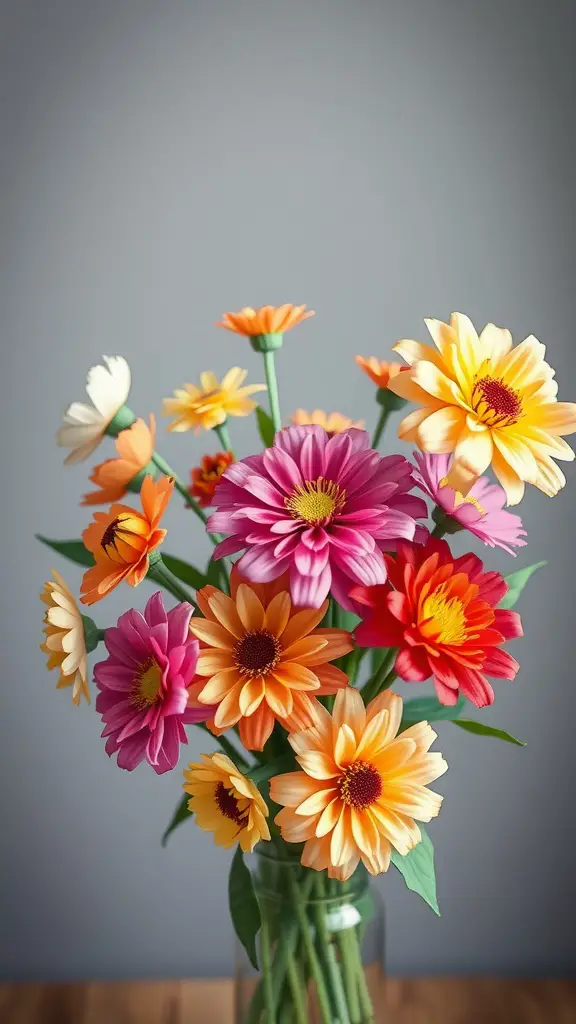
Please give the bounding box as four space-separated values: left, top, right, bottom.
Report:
208 425 427 609
94 592 209 774
412 452 527 555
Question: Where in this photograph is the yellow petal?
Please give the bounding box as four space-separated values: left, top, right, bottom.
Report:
239 676 265 716
196 649 234 675
198 668 240 704
264 592 292 637
394 337 447 370
530 402 576 436
445 422 493 494
332 688 366 742
412 361 465 406
297 751 340 780
236 584 265 630
416 406 467 454
491 445 525 505
334 724 358 767
296 787 338 817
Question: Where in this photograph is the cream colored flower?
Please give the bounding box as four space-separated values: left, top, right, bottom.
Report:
290 409 365 434
57 356 131 465
41 571 89 705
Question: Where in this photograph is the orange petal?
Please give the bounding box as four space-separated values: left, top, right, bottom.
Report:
239 704 275 751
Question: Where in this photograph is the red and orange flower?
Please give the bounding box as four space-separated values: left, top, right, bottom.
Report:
353 538 523 708
189 568 353 750
356 356 407 391
80 475 173 605
188 451 234 508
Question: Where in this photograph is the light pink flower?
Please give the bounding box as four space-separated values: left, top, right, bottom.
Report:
208 425 427 609
412 452 527 555
94 592 210 774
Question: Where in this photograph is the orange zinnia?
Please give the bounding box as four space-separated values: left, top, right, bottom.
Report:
217 304 315 338
188 451 234 508
80 475 173 605
356 356 406 390
190 569 353 750
271 688 447 881
81 416 156 505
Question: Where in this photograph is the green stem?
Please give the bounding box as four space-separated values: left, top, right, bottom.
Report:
147 556 198 609
371 407 390 449
431 521 448 538
338 930 362 1024
285 951 308 1024
196 722 250 772
151 451 209 526
287 872 332 1024
314 876 351 1024
259 910 275 1024
263 350 282 431
355 948 374 1022
96 629 107 643
361 648 397 704
214 421 232 451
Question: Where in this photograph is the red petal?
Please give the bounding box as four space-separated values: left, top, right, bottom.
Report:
493 609 523 640
395 645 431 682
433 678 460 705
482 648 520 680
458 669 495 707
354 617 404 649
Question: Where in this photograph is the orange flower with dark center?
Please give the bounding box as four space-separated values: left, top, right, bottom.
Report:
356 357 407 390
81 416 156 505
217 304 314 338
189 568 353 750
80 475 173 605
188 451 234 508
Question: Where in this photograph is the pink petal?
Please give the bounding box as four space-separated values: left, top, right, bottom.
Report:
395 646 431 682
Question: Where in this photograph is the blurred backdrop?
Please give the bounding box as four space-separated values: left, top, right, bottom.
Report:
1 0 575 982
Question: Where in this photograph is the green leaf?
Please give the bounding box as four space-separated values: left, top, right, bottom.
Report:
500 561 546 610
229 847 261 970
248 755 295 787
391 826 440 915
161 554 207 591
452 719 526 747
36 535 94 568
161 794 193 847
401 693 466 728
255 406 276 447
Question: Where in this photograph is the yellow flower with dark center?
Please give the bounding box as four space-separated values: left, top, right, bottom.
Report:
270 688 447 880
163 368 266 434
183 753 270 853
388 312 576 504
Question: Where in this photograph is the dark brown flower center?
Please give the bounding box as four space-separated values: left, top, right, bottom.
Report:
234 629 281 676
215 782 247 826
101 517 122 552
471 376 522 427
339 761 382 810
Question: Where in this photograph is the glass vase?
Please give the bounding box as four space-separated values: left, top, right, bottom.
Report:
235 848 385 1024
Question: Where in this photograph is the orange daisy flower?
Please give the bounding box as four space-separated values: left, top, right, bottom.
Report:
290 409 364 435
189 569 353 751
80 475 173 605
188 451 234 508
81 416 156 506
270 688 447 881
217 304 315 338
356 356 407 390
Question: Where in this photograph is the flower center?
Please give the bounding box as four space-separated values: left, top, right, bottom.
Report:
100 513 143 560
285 477 346 526
215 781 247 827
439 477 485 515
131 658 162 708
234 629 281 676
338 761 382 810
420 585 467 645
471 375 522 427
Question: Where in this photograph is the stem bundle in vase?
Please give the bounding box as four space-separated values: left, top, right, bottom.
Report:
39 306 576 1022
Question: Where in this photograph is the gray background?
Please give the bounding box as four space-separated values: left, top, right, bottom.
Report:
1 0 575 982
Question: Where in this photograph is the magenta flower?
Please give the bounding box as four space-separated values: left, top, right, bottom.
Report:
208 425 427 608
412 452 527 555
94 592 210 774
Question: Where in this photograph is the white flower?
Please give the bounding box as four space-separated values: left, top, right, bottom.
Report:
56 355 131 464
41 571 89 706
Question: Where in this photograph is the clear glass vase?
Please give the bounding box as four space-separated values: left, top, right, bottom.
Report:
235 848 385 1024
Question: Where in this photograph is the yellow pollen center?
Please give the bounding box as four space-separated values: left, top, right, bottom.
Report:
439 476 485 515
131 659 162 708
286 477 346 526
420 585 467 646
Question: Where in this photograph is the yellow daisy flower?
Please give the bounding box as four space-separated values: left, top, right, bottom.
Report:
41 571 89 705
388 312 576 504
183 753 270 853
163 368 266 433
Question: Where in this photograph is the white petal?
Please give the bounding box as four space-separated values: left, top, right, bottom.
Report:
86 356 131 418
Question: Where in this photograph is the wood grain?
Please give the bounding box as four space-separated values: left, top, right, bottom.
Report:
0 978 574 1023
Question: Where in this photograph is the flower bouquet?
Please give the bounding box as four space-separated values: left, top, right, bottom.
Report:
39 306 575 1023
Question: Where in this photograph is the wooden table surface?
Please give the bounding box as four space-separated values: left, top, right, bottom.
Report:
1 978 575 1023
